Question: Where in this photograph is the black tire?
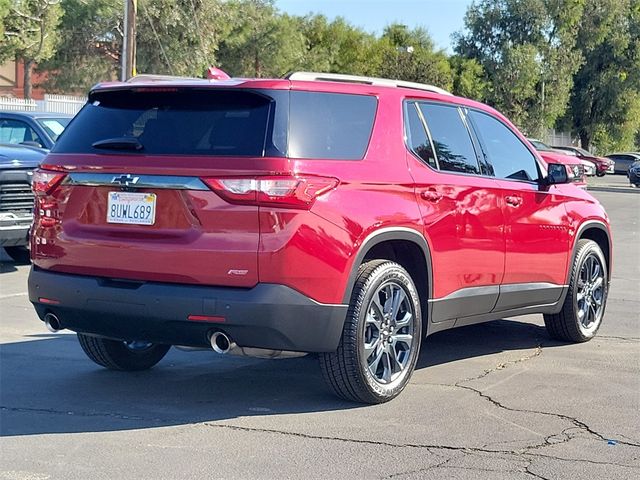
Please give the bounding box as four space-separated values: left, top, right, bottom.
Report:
4 246 30 264
319 260 422 404
544 239 608 342
77 333 170 371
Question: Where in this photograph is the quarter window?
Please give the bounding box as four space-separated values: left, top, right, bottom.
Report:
469 110 540 182
417 103 480 174
404 102 437 168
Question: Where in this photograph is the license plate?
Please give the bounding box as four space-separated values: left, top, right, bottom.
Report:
107 192 156 225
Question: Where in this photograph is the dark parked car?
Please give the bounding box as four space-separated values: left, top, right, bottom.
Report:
606 153 640 174
628 161 640 187
28 72 611 403
0 144 46 262
0 111 72 150
552 145 613 176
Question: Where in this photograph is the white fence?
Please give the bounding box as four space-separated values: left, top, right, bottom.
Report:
0 97 37 111
39 94 87 115
1 94 86 115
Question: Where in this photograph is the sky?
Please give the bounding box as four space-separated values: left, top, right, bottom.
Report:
275 0 474 52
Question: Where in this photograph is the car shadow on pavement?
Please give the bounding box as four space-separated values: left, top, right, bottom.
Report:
0 260 18 273
418 319 561 369
0 319 563 437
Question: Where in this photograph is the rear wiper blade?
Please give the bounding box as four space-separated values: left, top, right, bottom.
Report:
92 137 144 151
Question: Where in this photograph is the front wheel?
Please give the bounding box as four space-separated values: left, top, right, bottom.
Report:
544 239 608 342
77 333 170 371
320 260 422 404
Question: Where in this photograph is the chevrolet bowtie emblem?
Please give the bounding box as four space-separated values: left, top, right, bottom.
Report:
111 174 140 186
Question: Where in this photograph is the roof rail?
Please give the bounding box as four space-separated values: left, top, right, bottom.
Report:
126 74 204 83
285 71 452 96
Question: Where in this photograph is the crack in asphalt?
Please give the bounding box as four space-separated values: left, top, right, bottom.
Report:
3 334 638 477
0 405 158 422
199 422 640 470
596 335 640 342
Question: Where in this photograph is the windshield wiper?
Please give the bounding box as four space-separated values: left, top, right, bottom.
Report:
92 137 144 151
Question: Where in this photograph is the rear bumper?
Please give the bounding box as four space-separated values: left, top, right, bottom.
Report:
28 267 348 352
0 221 30 247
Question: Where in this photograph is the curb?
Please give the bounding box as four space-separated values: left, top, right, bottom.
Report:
587 185 640 194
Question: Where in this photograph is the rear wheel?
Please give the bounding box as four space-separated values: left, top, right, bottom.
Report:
320 260 422 404
5 246 30 264
544 239 608 342
77 333 170 371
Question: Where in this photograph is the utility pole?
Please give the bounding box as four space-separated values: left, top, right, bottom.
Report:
121 0 137 81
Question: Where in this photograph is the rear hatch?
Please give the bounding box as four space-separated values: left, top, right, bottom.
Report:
32 85 290 287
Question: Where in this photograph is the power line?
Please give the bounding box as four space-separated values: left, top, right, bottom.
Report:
139 2 174 75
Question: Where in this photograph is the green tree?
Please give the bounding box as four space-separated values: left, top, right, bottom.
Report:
0 0 9 46
455 0 584 136
136 0 228 77
2 0 62 98
449 55 488 100
217 0 305 77
38 0 122 94
570 0 640 151
378 24 453 90
294 14 380 75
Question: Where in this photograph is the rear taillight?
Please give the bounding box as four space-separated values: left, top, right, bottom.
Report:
202 175 338 209
32 169 67 233
32 169 67 196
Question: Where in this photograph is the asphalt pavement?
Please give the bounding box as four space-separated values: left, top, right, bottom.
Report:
1 175 638 479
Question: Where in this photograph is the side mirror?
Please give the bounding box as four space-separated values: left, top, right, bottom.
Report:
543 163 570 185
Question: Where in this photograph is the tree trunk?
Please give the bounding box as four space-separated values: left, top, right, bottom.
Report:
579 130 590 151
23 59 34 100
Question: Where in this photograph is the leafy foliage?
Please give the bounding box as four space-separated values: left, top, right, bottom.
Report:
569 0 640 150
2 0 62 97
455 0 583 136
378 24 453 90
38 0 122 93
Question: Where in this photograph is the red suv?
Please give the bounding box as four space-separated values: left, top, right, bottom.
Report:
28 72 612 403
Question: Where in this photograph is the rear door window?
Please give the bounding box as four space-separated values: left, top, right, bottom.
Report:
417 103 481 174
288 91 377 160
53 89 282 157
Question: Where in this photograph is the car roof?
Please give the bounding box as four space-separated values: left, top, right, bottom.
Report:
0 110 73 119
89 73 514 136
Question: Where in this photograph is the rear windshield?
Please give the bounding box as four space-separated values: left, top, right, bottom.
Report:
53 88 377 160
53 89 281 156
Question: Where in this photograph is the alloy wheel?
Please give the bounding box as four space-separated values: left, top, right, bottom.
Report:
576 253 605 331
363 281 415 384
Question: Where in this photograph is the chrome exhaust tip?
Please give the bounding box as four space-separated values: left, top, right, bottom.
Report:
44 312 62 333
210 331 233 354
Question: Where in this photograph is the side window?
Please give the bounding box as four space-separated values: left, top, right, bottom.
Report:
469 110 540 182
404 102 437 168
417 103 480 174
0 119 43 146
289 91 377 160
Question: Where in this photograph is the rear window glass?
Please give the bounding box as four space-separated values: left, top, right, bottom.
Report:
53 89 281 156
288 91 376 160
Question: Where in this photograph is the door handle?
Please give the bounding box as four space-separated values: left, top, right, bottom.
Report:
505 195 522 207
420 189 442 202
